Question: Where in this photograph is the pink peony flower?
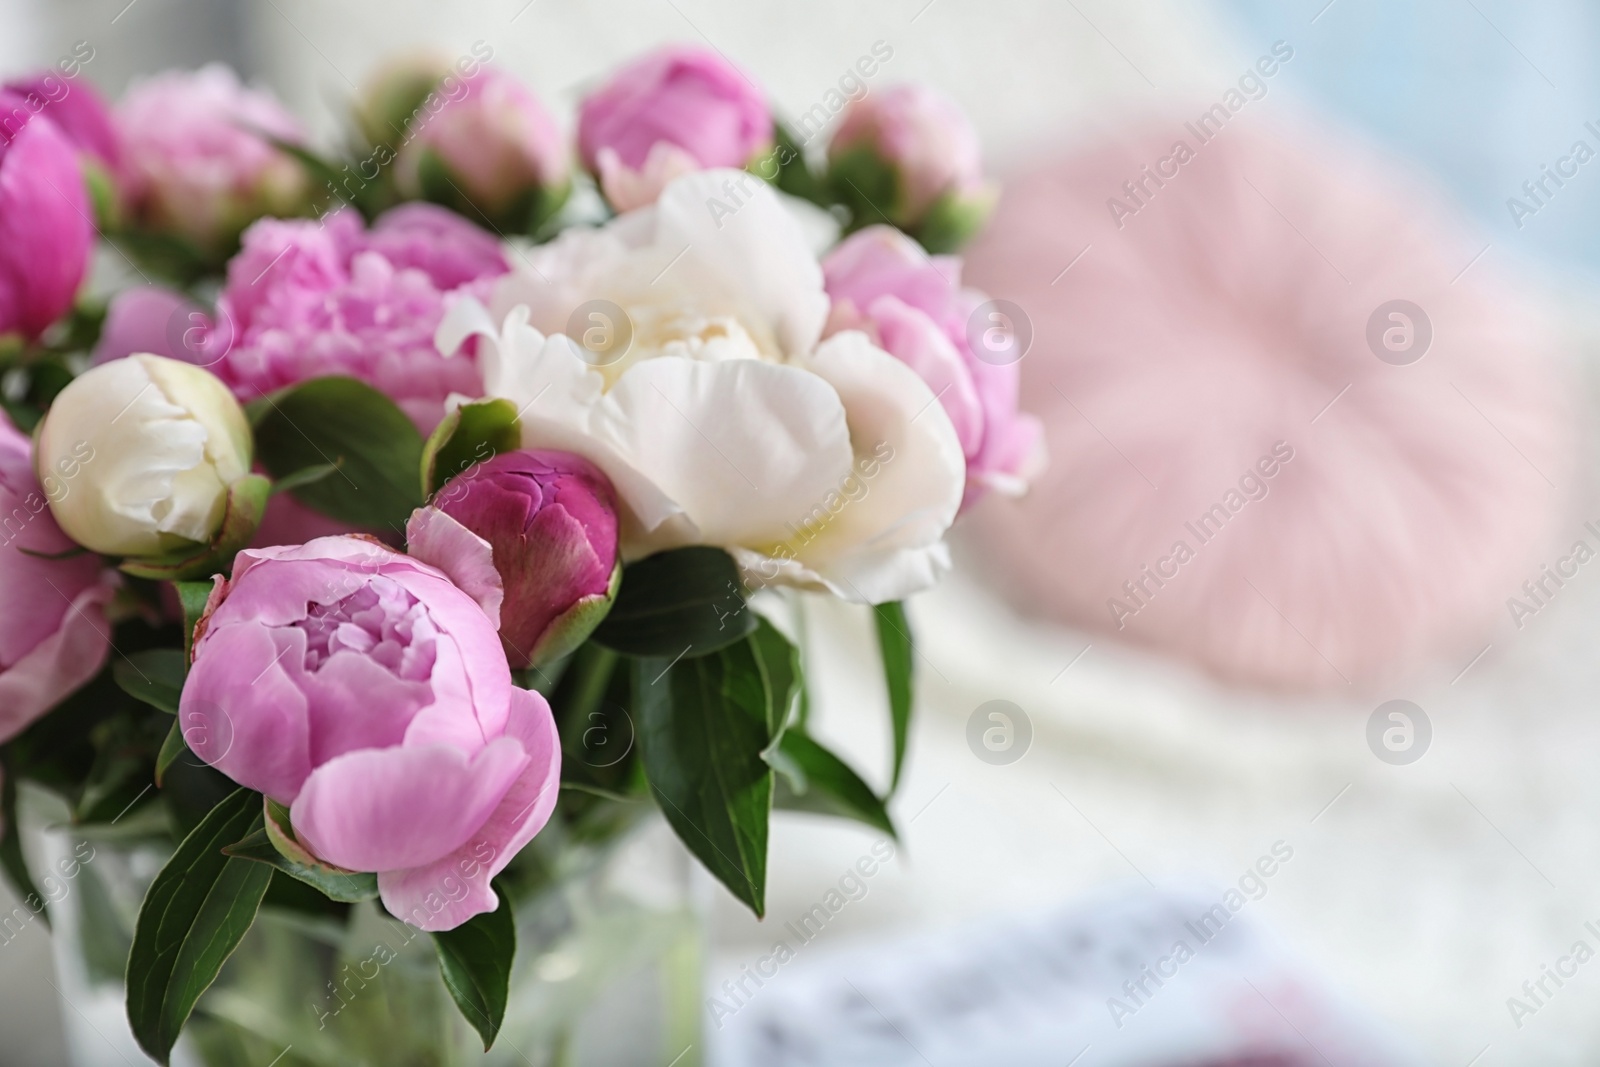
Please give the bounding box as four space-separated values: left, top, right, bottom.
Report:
180 535 559 931
828 84 993 249
96 205 509 428
578 45 771 211
411 450 619 669
115 64 311 254
397 67 568 234
0 413 116 743
0 92 92 342
823 225 1042 510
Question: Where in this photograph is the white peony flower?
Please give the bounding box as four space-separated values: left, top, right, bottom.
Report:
37 355 252 556
437 169 965 603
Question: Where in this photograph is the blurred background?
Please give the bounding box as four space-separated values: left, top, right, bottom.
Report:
5 0 1600 1063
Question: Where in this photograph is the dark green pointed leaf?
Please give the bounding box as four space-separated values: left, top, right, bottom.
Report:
154 720 186 788
112 650 186 715
433 891 515 1050
592 546 754 658
126 788 273 1065
249 376 424 531
749 617 800 740
636 624 796 916
769 730 897 839
421 397 522 497
873 602 914 793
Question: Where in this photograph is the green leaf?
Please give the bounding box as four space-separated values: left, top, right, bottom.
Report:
591 546 755 658
749 617 800 741
154 719 187 788
126 788 274 1065
250 376 424 531
769 731 897 839
421 397 522 497
873 602 914 793
0 757 47 928
112 649 186 714
636 625 797 916
173 580 214 660
433 892 515 1051
269 462 341 495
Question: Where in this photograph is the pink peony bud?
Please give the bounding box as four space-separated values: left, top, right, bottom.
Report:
414 450 620 669
823 225 1042 511
181 535 560 931
0 93 93 342
397 67 569 235
578 44 772 211
0 413 116 743
115 64 311 257
827 84 994 252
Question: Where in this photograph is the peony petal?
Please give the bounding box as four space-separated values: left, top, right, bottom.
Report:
299 649 433 766
787 330 965 603
650 169 829 358
377 687 560 931
291 737 528 873
180 621 312 804
600 356 855 554
0 579 114 744
405 506 504 627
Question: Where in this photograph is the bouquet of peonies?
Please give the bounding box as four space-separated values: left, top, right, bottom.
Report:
0 42 1040 1064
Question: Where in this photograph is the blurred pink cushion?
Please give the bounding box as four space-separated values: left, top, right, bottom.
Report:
964 118 1573 690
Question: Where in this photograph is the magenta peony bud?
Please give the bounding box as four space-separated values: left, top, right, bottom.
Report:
397 67 569 235
115 64 311 258
823 225 1042 511
0 93 92 343
418 450 620 669
2 72 121 176
181 535 560 931
577 44 772 211
0 412 116 742
827 83 994 252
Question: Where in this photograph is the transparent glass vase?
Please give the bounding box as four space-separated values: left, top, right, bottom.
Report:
40 794 703 1067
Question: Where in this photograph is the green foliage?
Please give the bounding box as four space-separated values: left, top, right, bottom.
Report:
250 376 424 532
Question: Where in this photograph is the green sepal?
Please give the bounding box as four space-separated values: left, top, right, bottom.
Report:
421 397 522 498
118 474 270 582
221 798 379 903
528 560 621 669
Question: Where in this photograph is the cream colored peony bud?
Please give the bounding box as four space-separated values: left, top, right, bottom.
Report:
36 355 252 556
